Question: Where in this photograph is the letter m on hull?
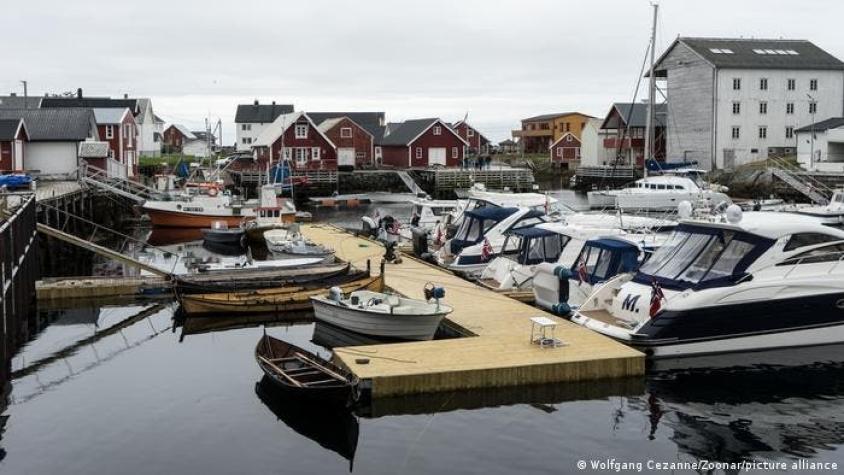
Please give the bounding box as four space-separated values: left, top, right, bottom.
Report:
621 294 641 313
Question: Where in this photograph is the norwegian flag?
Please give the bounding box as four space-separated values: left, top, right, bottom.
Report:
388 219 401 235
434 225 444 246
544 194 550 215
650 279 665 317
480 238 493 262
576 257 589 284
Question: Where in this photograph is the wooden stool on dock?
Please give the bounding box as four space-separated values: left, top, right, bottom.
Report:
530 316 564 348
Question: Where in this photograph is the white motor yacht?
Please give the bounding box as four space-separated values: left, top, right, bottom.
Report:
587 173 731 212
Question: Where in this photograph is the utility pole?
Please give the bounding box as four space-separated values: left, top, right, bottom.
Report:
807 93 816 170
20 80 28 108
643 2 659 178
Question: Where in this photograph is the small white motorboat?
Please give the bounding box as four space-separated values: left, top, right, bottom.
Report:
265 226 335 261
310 285 453 341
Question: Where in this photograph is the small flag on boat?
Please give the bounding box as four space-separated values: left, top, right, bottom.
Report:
576 258 588 285
544 193 550 215
650 279 665 317
481 238 493 262
389 219 401 234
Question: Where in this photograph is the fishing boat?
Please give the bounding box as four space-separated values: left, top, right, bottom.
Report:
255 333 359 405
201 220 245 246
244 184 298 242
310 284 452 341
175 260 350 293
179 262 384 315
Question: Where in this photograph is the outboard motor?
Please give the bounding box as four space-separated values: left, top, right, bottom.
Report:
361 216 378 238
328 286 343 302
411 227 429 258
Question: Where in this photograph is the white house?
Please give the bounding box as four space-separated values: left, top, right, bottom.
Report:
0 108 98 176
579 118 614 167
653 37 844 170
795 118 844 172
234 101 294 151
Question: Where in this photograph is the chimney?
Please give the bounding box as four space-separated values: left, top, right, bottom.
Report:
10 92 16 97
254 99 259 106
124 93 128 99
77 88 83 99
272 101 276 105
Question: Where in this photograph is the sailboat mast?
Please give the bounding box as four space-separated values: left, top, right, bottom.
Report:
644 2 658 178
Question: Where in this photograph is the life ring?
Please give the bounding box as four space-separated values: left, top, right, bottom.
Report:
208 187 218 197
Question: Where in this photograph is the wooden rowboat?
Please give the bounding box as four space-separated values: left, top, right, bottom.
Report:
255 333 359 405
178 261 384 315
174 261 351 294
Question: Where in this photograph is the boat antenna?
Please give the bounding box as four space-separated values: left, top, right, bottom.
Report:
644 1 659 178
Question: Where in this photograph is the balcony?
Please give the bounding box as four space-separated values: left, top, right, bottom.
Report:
512 129 553 138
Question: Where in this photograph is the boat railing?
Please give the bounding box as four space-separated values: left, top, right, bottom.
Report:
777 247 844 279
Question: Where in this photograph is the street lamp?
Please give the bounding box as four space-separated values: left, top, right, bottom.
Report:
807 93 816 169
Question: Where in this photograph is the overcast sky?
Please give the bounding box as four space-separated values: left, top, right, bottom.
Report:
3 0 842 144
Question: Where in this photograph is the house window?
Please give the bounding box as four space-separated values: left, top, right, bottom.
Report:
732 78 741 90
416 147 422 159
732 102 741 115
731 126 740 139
295 124 308 139
107 149 114 159
566 135 572 142
105 125 114 139
565 123 571 132
241 124 251 131
786 126 794 139
123 125 130 138
760 78 768 90
810 79 818 91
759 102 767 114
787 78 796 91
452 147 458 159
340 127 352 138
467 129 474 137
556 148 563 157
375 146 382 157
295 148 308 164
356 151 365 159
786 102 794 114
758 126 767 139
433 125 442 136
312 147 321 160
810 102 818 114
282 148 292 160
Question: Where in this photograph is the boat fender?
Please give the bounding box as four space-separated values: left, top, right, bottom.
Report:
328 286 343 302
423 283 446 301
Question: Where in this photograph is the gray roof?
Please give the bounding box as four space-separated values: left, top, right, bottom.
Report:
601 102 667 129
0 119 23 140
235 103 294 123
794 117 844 133
92 108 130 124
0 108 95 141
308 112 385 138
657 37 844 71
379 118 440 146
41 96 138 111
78 141 110 158
192 131 216 142
0 95 42 109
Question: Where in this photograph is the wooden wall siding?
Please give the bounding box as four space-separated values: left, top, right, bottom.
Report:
263 119 337 170
410 127 465 167
454 123 488 151
323 118 372 167
662 42 715 168
551 135 581 162
162 126 185 149
380 145 409 168
0 142 11 169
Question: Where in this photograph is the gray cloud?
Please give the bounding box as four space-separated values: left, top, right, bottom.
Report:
3 0 841 143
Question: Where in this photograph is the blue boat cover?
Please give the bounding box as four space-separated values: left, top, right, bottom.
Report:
0 174 32 187
464 206 519 222
510 226 557 238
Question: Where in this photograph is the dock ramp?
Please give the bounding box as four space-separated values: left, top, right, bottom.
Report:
81 164 164 203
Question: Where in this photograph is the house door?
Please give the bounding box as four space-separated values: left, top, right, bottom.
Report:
126 150 135 177
338 148 356 167
14 140 24 170
722 149 735 170
428 147 446 166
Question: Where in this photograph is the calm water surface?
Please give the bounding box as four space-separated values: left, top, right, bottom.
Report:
2 195 844 474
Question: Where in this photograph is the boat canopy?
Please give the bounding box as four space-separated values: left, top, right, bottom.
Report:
449 207 519 254
634 223 775 290
573 238 640 285
509 226 569 265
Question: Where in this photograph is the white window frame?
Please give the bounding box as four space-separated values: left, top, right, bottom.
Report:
556 147 563 157
759 102 767 115
467 129 474 137
786 126 794 139
732 101 741 115
416 147 422 159
105 125 114 139
732 78 741 90
433 125 441 136
810 79 818 91
311 147 321 160
340 127 352 138
731 126 740 140
295 124 308 139
786 102 794 114
295 147 308 165
282 148 292 160
809 102 818 114
787 78 796 91
758 126 767 139
759 78 768 90
452 147 458 159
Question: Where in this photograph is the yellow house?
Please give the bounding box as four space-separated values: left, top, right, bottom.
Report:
512 112 595 153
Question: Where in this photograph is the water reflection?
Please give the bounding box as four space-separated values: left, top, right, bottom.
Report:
255 376 359 471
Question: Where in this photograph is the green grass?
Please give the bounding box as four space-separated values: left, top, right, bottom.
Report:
139 154 201 168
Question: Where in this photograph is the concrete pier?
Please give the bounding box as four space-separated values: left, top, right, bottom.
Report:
301 224 644 398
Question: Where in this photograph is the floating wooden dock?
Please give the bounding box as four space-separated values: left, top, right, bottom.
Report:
301 224 644 398
36 276 171 300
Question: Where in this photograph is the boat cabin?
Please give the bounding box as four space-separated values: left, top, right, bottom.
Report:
573 237 642 285
502 227 569 265
449 207 519 255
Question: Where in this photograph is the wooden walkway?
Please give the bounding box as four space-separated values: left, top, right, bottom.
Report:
301 224 644 398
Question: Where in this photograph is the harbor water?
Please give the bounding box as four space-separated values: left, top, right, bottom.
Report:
2 194 844 474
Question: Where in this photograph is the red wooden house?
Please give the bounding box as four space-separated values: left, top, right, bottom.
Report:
93 108 138 176
451 120 490 155
252 112 337 170
0 118 28 171
549 132 581 169
600 102 666 166
317 116 373 170
379 119 468 168
162 124 194 152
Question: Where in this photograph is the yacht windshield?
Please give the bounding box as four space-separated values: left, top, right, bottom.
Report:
519 233 568 265
454 216 495 242
637 226 767 288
